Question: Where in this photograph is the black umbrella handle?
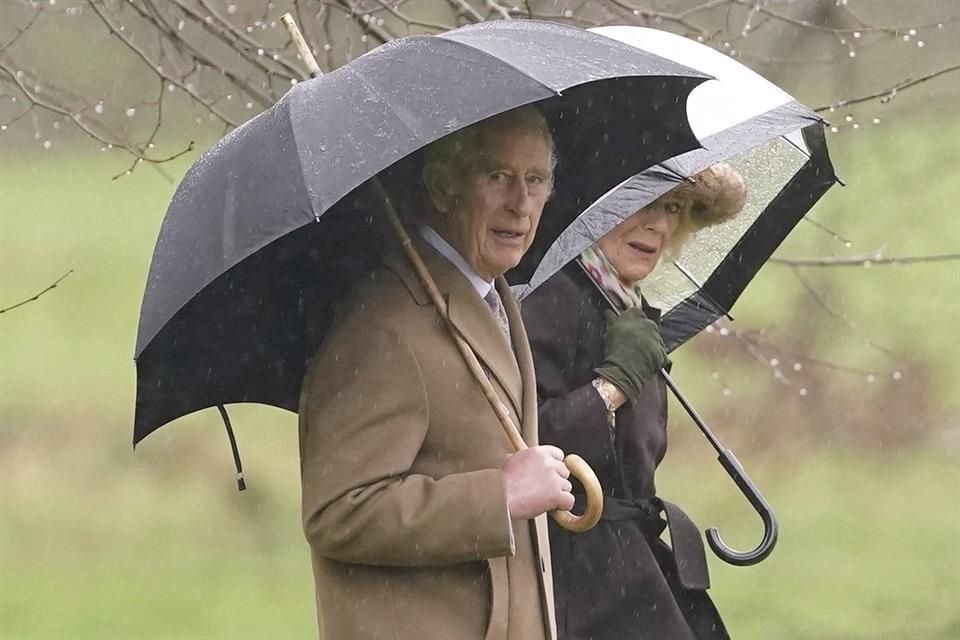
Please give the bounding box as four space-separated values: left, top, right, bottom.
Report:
706 448 779 566
662 370 778 566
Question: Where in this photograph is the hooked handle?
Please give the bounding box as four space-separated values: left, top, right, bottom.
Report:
705 448 779 566
551 454 604 532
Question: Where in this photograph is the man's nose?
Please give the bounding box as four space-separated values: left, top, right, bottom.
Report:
506 177 533 216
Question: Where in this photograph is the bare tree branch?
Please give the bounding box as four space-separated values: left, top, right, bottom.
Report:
329 0 395 44
815 63 960 111
0 5 41 53
445 0 483 23
0 270 73 315
0 55 190 171
87 0 240 127
132 0 277 105
771 252 960 267
788 266 896 357
484 0 514 20
372 0 452 32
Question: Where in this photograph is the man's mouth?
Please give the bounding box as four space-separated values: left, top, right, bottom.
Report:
492 230 525 240
628 241 657 255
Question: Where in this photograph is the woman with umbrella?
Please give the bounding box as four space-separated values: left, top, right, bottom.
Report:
522 163 747 640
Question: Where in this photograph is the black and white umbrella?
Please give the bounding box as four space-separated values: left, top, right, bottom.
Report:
515 25 838 351
512 26 841 566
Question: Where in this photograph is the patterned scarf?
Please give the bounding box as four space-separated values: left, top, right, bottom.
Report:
577 246 644 313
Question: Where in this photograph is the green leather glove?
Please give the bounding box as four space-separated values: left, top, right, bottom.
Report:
594 308 668 405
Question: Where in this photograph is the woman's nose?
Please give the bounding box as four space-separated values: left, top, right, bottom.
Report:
645 210 670 232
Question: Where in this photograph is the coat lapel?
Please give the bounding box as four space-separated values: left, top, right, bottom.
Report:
499 277 537 446
383 241 525 419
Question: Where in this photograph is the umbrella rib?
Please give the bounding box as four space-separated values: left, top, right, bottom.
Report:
436 35 564 97
671 261 734 321
342 67 422 143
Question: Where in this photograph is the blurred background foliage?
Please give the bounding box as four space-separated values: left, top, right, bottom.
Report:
1 1 959 638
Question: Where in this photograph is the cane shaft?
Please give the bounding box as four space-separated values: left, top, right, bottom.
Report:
280 13 322 78
374 179 602 532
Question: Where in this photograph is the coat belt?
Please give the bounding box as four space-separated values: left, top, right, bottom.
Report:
600 496 711 591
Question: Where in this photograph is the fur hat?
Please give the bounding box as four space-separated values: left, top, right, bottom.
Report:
673 162 747 230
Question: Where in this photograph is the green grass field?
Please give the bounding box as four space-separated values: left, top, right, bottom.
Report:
1 115 958 639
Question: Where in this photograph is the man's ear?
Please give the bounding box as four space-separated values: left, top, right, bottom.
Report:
424 173 457 214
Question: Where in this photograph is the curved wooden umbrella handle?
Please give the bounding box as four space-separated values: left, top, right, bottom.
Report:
550 453 604 532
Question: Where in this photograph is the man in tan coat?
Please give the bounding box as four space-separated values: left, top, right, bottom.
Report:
299 106 573 640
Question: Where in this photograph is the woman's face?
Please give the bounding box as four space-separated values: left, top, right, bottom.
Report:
596 194 687 284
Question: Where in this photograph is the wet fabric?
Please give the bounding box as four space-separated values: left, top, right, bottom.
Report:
300 240 553 640
523 264 728 640
133 20 707 444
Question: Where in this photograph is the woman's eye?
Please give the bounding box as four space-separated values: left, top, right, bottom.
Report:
665 202 682 214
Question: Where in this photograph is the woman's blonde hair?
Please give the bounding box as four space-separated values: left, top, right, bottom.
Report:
666 162 747 256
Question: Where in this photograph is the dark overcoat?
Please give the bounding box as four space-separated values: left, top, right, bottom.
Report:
522 263 728 640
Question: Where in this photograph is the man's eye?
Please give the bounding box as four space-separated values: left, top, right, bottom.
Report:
526 175 544 185
489 171 510 181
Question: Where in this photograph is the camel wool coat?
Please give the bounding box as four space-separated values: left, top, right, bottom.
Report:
299 239 557 640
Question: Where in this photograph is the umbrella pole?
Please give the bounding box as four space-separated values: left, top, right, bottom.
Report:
661 371 778 566
281 15 603 533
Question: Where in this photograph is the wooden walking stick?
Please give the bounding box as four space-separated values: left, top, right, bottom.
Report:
281 15 603 532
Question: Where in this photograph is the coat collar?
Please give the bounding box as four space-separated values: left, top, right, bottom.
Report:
383 239 526 422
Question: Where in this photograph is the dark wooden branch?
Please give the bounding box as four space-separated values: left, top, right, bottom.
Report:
134 0 276 106
770 253 960 267
329 0 395 44
788 266 895 356
0 270 73 315
87 0 240 127
372 0 452 32
0 5 42 52
445 0 483 22
815 63 960 111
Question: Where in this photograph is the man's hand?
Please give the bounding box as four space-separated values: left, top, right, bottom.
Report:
501 446 575 520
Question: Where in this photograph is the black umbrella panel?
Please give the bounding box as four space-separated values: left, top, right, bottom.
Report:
133 20 710 445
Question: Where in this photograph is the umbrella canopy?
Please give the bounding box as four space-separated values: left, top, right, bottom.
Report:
512 26 839 353
133 20 710 445
510 26 842 566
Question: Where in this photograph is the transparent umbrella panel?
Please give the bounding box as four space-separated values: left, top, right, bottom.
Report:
641 134 812 318
511 24 837 352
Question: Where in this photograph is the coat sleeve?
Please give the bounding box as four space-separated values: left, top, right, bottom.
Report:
524 275 618 473
299 321 514 568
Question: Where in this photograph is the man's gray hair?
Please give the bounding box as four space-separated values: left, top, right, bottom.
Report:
421 105 558 201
